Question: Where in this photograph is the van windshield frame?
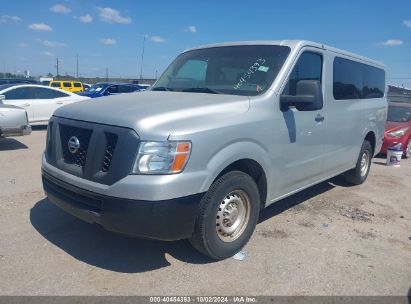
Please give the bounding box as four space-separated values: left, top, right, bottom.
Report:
152 45 291 96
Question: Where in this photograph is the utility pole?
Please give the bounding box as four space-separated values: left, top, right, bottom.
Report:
139 35 146 81
56 57 59 79
105 68 108 82
76 54 79 80
155 70 158 80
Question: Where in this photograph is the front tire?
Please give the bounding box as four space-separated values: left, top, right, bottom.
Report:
189 171 260 260
344 140 372 185
403 138 411 159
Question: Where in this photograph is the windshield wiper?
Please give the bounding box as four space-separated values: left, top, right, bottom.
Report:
151 86 174 91
182 87 222 94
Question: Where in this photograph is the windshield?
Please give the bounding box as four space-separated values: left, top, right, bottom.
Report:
152 45 290 96
88 83 108 93
387 106 411 122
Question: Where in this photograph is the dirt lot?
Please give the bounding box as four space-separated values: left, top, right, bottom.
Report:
0 128 410 296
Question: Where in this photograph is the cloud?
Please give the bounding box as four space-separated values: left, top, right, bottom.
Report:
150 35 166 43
100 38 117 45
0 15 21 24
404 20 411 28
79 14 93 23
42 40 67 48
19 42 28 47
381 39 403 46
50 4 71 14
29 23 52 31
185 25 197 33
41 51 55 57
98 7 131 24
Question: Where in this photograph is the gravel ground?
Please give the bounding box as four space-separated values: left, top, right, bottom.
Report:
0 128 410 296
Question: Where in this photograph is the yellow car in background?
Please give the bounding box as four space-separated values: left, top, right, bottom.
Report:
49 81 84 93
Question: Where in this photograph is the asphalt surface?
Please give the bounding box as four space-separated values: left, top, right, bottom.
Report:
0 128 410 295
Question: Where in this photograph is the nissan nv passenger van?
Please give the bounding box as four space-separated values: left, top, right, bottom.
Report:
42 40 387 259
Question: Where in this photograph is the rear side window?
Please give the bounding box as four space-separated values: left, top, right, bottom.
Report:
333 57 385 100
4 87 34 99
73 82 82 88
63 82 72 88
51 82 61 87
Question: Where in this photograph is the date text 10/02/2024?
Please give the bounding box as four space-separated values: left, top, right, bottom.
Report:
149 296 257 303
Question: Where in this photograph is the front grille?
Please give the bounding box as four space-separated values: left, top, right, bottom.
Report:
59 124 92 168
47 117 140 185
101 132 118 172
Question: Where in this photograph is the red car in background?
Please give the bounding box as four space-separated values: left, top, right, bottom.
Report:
380 102 411 158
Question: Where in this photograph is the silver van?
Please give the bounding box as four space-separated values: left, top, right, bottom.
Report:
42 40 387 259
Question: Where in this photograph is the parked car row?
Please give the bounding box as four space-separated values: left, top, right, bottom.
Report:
0 95 31 137
78 82 146 98
1 78 150 95
0 80 151 135
0 84 89 125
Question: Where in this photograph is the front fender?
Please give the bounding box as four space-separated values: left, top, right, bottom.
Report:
199 140 272 193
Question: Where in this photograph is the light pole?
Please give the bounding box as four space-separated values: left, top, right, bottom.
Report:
76 54 79 80
139 34 146 81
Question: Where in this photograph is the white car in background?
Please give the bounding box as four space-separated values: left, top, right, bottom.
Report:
0 84 90 125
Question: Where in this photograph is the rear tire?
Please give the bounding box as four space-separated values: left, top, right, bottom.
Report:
189 171 260 260
344 140 372 185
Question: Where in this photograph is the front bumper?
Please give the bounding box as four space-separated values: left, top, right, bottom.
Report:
380 135 408 154
0 124 31 137
42 170 203 241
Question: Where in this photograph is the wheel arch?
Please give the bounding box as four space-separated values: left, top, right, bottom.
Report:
201 141 271 209
364 130 376 156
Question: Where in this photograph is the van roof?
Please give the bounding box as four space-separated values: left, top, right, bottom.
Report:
183 40 385 69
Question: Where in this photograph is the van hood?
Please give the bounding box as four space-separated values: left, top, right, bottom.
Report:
54 91 250 140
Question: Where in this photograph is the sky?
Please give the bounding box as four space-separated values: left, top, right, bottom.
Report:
1 0 411 87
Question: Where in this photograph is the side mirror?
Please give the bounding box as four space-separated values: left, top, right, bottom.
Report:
0 95 5 103
280 80 323 111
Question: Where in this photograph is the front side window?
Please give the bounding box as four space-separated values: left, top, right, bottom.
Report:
282 52 323 96
119 85 134 93
50 82 61 87
73 82 82 88
152 45 291 96
107 85 119 94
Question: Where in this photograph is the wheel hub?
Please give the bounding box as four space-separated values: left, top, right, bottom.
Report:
360 151 369 177
216 190 251 242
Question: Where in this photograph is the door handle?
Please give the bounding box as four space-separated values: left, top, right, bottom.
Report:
56 101 63 104
22 103 30 107
315 114 324 122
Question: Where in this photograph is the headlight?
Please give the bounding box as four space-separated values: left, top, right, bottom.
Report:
132 141 191 174
386 127 409 138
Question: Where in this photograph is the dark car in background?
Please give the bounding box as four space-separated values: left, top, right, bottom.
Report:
380 102 411 158
0 78 38 85
77 83 145 98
